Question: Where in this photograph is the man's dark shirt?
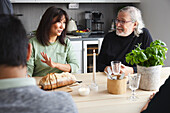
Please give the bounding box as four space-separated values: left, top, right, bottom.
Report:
97 28 153 72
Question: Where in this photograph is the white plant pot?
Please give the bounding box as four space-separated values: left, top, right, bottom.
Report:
137 65 162 91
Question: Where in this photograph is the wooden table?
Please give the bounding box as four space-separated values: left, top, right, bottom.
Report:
35 67 170 113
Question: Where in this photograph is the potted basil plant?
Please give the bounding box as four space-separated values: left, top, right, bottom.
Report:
126 40 168 90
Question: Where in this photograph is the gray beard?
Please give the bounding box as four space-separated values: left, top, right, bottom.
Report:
116 30 126 36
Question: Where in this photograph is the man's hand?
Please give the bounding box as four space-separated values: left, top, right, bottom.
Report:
120 64 134 76
104 64 134 76
104 66 112 74
41 52 56 68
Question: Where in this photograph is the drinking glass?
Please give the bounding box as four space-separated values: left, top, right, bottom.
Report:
128 73 141 101
111 61 121 75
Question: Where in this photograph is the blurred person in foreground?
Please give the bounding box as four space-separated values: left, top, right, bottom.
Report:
27 6 79 77
0 14 78 113
141 73 170 113
141 76 170 113
97 6 153 75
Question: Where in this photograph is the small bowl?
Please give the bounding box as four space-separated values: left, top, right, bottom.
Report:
78 84 90 96
72 31 91 38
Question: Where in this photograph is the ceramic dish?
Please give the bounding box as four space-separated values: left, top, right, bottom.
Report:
72 31 91 38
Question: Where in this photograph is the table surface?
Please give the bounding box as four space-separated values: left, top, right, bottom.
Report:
35 67 170 113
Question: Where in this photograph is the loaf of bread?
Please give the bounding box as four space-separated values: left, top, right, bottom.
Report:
39 72 76 90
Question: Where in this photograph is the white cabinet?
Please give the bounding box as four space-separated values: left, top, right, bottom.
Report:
92 0 113 3
91 0 140 3
114 0 140 3
78 0 92 3
70 41 83 74
36 0 55 3
11 0 140 3
10 0 35 3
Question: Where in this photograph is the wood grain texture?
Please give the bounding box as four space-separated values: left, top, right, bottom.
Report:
34 67 170 113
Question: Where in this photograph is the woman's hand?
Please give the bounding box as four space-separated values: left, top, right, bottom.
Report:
40 52 71 72
120 64 134 76
41 52 56 68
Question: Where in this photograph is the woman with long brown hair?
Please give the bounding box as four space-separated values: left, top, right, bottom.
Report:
27 6 79 77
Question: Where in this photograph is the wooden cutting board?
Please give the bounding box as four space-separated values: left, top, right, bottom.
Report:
38 85 73 92
35 77 79 92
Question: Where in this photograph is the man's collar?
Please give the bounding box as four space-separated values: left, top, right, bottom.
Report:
0 78 36 90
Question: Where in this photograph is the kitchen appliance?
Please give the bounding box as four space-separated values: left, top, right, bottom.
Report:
85 11 104 34
85 11 92 31
70 38 103 74
67 18 77 34
108 19 115 32
83 38 103 73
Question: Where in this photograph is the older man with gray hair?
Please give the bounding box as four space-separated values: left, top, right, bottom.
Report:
97 6 153 75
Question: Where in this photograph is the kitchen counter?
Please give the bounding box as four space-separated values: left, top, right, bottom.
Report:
68 34 105 41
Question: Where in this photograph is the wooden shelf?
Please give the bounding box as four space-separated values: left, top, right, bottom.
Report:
87 53 98 56
87 47 98 50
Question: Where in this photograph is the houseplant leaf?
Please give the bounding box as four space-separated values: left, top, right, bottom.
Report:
125 40 168 67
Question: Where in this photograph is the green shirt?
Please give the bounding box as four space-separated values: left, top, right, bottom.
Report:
27 37 79 77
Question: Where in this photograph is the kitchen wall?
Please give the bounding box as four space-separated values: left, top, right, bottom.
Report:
136 0 170 66
12 3 134 34
12 1 170 66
